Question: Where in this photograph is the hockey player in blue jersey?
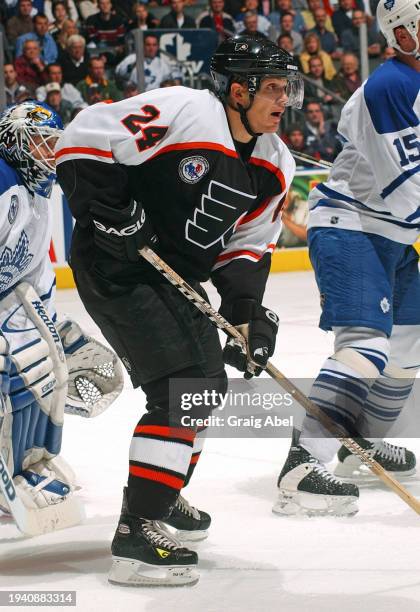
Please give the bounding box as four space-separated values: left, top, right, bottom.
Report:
0 101 123 536
275 0 420 516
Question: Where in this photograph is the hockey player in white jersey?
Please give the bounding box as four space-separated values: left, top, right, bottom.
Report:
0 101 123 536
275 0 420 517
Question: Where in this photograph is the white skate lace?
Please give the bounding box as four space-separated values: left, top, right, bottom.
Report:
143 521 183 550
29 470 57 496
312 462 344 484
175 494 200 520
373 441 406 464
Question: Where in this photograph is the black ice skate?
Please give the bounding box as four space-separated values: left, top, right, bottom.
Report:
163 494 211 542
274 439 359 517
109 490 199 587
335 438 416 481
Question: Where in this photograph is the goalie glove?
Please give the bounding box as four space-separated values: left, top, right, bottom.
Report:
56 319 124 418
91 199 157 262
221 299 279 379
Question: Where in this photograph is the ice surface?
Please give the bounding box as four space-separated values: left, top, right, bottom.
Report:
2 272 420 612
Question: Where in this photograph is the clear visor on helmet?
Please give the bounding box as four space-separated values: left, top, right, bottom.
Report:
253 74 304 110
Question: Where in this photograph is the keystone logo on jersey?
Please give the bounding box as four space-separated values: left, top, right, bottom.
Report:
179 156 209 184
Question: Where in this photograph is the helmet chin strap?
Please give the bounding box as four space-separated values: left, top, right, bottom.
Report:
233 94 262 138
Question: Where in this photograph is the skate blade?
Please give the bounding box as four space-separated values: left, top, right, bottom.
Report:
272 491 359 517
108 557 199 587
334 463 417 483
173 529 209 543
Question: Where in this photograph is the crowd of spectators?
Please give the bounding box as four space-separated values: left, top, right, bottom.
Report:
1 0 395 163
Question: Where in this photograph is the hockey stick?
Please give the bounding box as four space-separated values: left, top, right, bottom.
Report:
139 246 420 516
289 149 333 170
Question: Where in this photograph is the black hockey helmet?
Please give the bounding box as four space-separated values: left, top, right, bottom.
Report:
210 35 304 110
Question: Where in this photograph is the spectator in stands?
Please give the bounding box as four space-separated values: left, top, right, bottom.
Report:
127 2 159 32
268 0 305 35
303 100 340 162
282 124 319 168
341 9 382 57
77 55 121 102
304 55 335 107
36 62 87 108
382 46 396 60
160 0 196 29
4 63 21 104
56 18 79 58
279 12 303 53
331 0 364 43
241 10 267 38
160 78 178 87
6 0 34 45
44 82 73 125
197 0 236 42
301 0 334 33
300 32 336 79
49 1 70 38
123 81 140 97
277 32 303 70
113 0 136 21
60 33 89 84
86 0 126 63
115 33 179 91
14 38 48 90
279 190 309 246
224 0 243 19
44 0 78 23
235 0 273 38
309 8 340 57
76 0 99 21
16 13 58 64
85 82 105 104
330 51 361 100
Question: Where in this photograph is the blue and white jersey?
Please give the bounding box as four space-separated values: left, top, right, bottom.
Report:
0 158 55 306
308 59 420 244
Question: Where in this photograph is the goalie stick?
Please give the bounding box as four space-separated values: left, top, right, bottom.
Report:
139 245 420 516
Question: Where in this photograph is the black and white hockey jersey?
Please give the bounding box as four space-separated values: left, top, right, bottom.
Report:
55 86 295 305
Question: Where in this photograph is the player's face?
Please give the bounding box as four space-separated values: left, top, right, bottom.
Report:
29 134 59 172
247 77 289 133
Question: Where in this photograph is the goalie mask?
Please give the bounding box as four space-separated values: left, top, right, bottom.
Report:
0 101 63 198
376 0 420 60
210 35 304 136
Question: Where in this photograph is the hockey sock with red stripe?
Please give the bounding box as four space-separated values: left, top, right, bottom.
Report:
127 408 195 519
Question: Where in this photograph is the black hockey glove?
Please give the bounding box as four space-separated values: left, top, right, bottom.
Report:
222 299 279 379
91 199 157 262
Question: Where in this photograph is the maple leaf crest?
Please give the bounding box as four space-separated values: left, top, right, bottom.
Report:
0 231 34 293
